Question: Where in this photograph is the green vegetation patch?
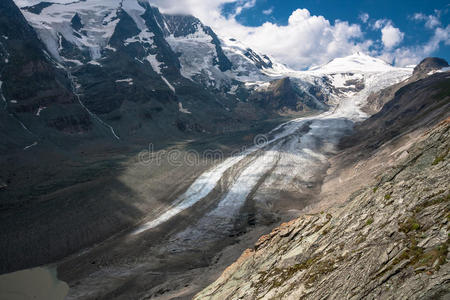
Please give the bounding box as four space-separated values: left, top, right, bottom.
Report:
432 148 449 165
252 252 345 292
398 217 421 233
355 233 367 244
414 193 450 214
414 240 449 272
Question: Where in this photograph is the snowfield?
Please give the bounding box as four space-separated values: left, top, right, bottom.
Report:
19 0 123 61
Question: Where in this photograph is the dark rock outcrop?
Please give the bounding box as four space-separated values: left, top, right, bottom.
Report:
70 13 83 32
249 77 325 113
363 57 449 115
244 48 273 69
343 72 450 150
22 1 53 14
413 57 449 76
0 0 96 152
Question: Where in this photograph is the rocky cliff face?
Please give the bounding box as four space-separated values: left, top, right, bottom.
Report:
195 72 450 299
6 0 329 148
344 72 450 150
0 0 96 153
248 77 326 113
363 58 449 115
196 118 450 300
413 57 449 76
19 0 240 143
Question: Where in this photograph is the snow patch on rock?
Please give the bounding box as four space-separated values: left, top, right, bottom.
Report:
23 141 38 150
116 78 133 85
178 102 191 114
124 30 155 46
161 76 175 93
36 106 47 116
88 60 101 66
146 54 162 74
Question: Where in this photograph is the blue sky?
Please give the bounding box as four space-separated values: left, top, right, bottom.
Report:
152 0 450 69
225 0 449 64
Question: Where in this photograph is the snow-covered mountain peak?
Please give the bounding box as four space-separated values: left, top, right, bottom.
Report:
308 52 402 74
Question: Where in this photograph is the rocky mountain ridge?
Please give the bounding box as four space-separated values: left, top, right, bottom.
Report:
0 0 96 152
197 119 450 299
413 57 449 76
0 0 413 153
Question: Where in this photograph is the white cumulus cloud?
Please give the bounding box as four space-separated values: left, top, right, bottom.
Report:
359 13 369 23
381 23 404 49
379 24 450 66
228 9 369 69
263 7 274 15
413 12 441 29
372 19 388 30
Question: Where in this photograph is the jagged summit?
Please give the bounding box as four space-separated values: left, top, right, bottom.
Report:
413 57 449 76
308 52 400 74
